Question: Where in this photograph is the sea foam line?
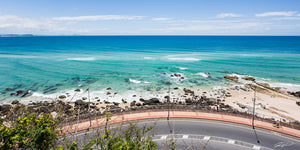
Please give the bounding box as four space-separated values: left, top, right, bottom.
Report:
168 57 201 61
66 57 96 61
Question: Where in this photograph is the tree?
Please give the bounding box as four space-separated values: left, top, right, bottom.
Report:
0 113 59 150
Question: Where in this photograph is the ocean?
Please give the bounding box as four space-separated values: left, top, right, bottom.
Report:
0 36 300 102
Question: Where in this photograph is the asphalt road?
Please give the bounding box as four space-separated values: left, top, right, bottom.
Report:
62 118 300 150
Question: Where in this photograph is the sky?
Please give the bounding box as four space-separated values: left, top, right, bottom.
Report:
0 0 300 35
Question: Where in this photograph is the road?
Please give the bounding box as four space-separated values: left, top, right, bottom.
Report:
62 118 300 150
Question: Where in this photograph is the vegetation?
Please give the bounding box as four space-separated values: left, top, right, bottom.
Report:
0 111 159 150
0 113 59 150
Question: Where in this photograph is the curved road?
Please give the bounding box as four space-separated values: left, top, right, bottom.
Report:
64 118 300 150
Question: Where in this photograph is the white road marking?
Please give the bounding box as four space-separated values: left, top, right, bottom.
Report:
253 145 260 150
160 135 167 140
203 136 210 140
228 139 235 144
182 135 189 139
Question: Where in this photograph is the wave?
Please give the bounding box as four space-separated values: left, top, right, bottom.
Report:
0 54 41 58
129 78 150 84
66 57 96 61
168 57 201 61
195 72 209 78
176 67 188 70
268 82 300 91
143 57 155 60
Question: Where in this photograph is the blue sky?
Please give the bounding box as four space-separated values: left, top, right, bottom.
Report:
0 0 300 35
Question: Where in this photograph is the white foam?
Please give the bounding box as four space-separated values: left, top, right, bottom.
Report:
176 67 188 70
129 78 142 84
143 57 155 60
268 82 300 91
144 81 150 84
66 57 96 61
196 72 209 78
168 57 201 61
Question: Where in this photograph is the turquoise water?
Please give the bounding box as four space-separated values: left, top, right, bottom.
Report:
0 36 300 101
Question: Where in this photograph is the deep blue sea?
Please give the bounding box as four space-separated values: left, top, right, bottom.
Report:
0 36 300 102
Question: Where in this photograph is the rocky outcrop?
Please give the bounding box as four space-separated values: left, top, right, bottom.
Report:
288 91 300 98
59 95 66 99
0 104 12 115
11 100 19 105
224 76 238 82
242 77 255 81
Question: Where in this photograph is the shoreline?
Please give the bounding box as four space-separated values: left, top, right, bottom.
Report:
1 76 300 123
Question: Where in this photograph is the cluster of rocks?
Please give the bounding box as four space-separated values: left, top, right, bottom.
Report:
288 91 300 98
224 76 255 82
5 87 31 97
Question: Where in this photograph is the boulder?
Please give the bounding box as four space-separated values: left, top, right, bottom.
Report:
0 104 12 114
130 101 136 107
107 92 111 95
82 97 87 100
74 89 81 92
21 90 30 97
107 87 112 90
75 100 85 106
11 100 19 105
242 77 255 81
16 90 23 95
59 95 66 99
288 91 300 98
5 88 13 91
224 76 238 82
136 102 142 106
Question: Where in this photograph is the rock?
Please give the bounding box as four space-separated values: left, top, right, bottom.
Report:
130 101 136 107
185 98 192 104
16 90 23 95
21 90 30 97
242 77 255 81
107 92 111 95
5 88 13 91
288 91 300 98
12 105 21 112
113 102 120 106
174 87 179 90
180 77 185 79
82 97 87 100
0 104 12 114
95 97 99 99
75 100 85 106
296 101 300 106
136 102 142 106
59 95 66 99
10 93 16 96
256 82 270 89
11 100 19 105
107 87 112 90
74 89 81 92
133 95 136 97
224 76 238 82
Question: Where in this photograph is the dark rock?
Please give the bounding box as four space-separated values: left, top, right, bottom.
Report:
242 77 255 81
5 88 13 91
107 87 112 90
107 92 111 95
174 87 179 90
185 98 192 104
95 97 99 99
10 93 16 96
133 95 136 97
74 89 81 92
12 105 21 112
16 90 23 95
288 91 300 98
130 101 136 107
180 77 185 79
224 76 238 82
21 90 30 97
113 102 120 106
75 100 85 106
59 95 66 99
136 102 142 106
11 100 19 105
82 97 87 100
296 101 300 106
0 104 12 114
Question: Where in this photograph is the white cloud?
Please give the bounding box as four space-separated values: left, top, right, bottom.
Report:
0 15 53 28
255 11 297 17
152 17 171 21
274 17 300 20
217 13 242 18
53 15 146 21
